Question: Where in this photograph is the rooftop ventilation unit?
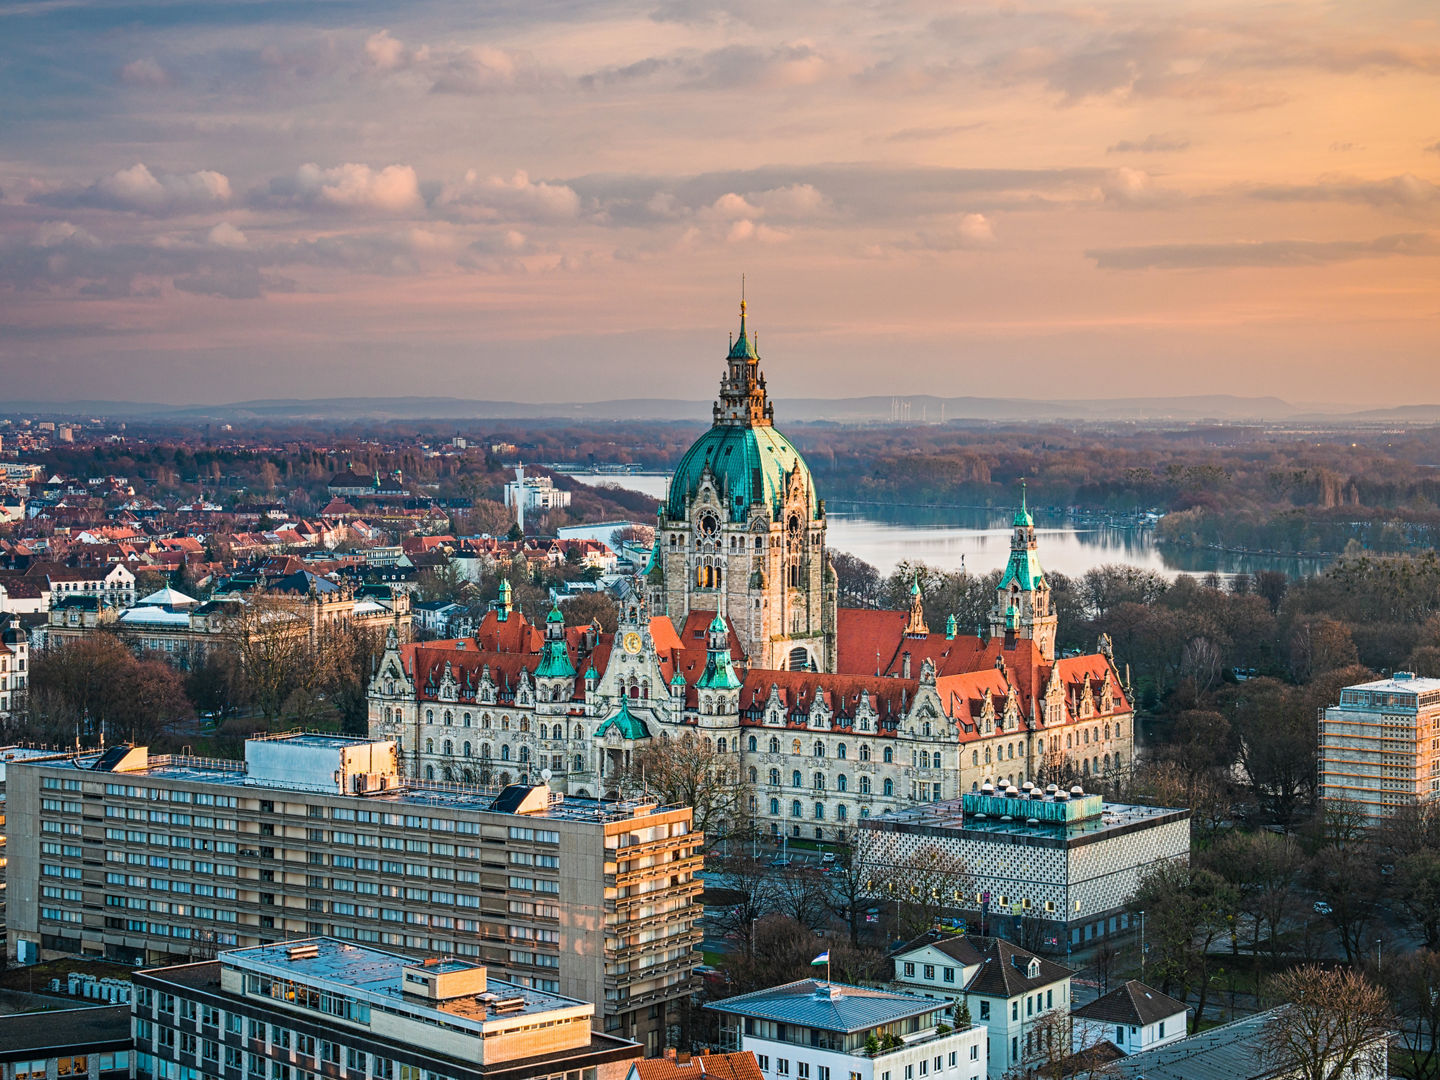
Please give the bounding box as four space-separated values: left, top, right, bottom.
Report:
286 943 320 961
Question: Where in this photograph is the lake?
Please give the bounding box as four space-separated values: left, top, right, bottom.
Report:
565 472 1330 581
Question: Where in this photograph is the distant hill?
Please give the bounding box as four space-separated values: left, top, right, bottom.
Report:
2 394 1431 425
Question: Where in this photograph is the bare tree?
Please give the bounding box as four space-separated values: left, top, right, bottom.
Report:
865 839 972 940
1261 966 1391 1080
1377 948 1440 1080
614 732 752 850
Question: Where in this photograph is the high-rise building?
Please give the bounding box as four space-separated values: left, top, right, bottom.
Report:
134 937 642 1080
7 734 701 1053
1320 672 1440 819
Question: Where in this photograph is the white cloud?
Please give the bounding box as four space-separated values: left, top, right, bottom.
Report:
1100 167 1175 207
34 164 232 215
289 163 424 213
119 59 168 87
436 170 579 221
751 183 829 218
207 222 248 248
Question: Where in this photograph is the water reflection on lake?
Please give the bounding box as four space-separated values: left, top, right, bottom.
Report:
564 473 1330 580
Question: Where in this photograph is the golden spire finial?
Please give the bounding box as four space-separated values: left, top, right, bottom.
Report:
740 273 746 318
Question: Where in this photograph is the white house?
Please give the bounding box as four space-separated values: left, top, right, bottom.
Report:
891 933 1075 1080
1071 980 1187 1056
708 977 986 1080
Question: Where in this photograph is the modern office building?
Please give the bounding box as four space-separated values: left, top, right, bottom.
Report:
858 784 1190 949
0 744 73 954
1320 672 1440 819
0 1005 132 1080
707 978 986 1080
135 937 641 1080
7 733 702 1052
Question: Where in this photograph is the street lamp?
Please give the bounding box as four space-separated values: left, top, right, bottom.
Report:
1139 910 1146 977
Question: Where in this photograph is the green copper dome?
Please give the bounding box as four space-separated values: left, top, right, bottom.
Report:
665 424 818 523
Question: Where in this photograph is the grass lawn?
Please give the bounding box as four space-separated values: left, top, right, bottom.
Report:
702 951 726 967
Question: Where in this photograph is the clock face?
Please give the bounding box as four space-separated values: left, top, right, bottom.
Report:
623 632 643 655
699 511 719 537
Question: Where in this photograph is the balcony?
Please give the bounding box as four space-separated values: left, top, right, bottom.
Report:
614 878 703 910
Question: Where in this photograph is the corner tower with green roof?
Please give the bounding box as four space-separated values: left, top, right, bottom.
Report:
989 482 1058 661
654 297 837 673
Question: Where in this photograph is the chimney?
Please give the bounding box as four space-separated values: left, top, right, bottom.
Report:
902 651 911 679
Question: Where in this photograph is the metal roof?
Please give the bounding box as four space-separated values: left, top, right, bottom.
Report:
1109 1007 1312 1080
706 979 941 1033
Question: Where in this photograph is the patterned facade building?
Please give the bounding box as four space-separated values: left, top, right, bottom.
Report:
368 304 1134 841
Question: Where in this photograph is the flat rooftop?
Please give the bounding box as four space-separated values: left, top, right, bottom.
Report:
1345 674 1440 695
707 978 941 1034
222 938 587 1028
249 732 380 750
28 750 669 823
0 1005 131 1060
863 797 1188 844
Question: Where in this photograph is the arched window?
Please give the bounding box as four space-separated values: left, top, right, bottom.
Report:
749 767 758 783
883 746 894 764
444 711 453 726
748 735 758 752
463 713 471 727
501 745 511 761
718 738 728 754
770 768 780 786
859 776 871 794
791 801 802 818
837 743 847 760
425 765 434 780
574 754 584 771
770 798 780 815
1066 733 1073 749
425 710 434 723
837 774 848 792
769 737 780 753
483 715 492 729
481 743 491 759
859 744 871 761
425 739 434 754
814 803 825 820
463 742 472 757
882 778 894 797
442 740 453 757
539 724 549 740
837 804 848 822
813 772 825 790
972 750 979 767
920 750 931 769
813 741 825 758
1104 754 1111 771
520 718 530 732
792 770 802 787
922 721 931 737
519 746 530 763
1083 758 1091 776
791 739 801 754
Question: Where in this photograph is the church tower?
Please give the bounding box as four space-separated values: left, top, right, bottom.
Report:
989 483 1057 661
653 298 837 672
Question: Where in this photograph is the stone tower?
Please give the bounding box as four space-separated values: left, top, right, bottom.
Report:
989 483 1058 661
652 299 836 672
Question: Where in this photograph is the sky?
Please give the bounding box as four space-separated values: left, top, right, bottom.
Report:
1 0 1438 407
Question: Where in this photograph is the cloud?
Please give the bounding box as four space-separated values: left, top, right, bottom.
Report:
1107 133 1190 153
34 164 232 215
0 219 278 298
119 59 168 87
582 41 837 91
261 163 424 213
1250 174 1440 209
1428 142 1440 155
173 266 293 300
1099 167 1179 207
879 123 985 144
1087 232 1440 269
897 213 996 253
435 170 580 221
363 30 427 72
207 223 248 249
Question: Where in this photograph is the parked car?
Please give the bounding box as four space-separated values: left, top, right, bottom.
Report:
1314 901 1333 916
768 858 793 868
821 852 836 864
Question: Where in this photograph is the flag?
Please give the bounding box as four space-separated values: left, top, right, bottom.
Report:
811 950 830 966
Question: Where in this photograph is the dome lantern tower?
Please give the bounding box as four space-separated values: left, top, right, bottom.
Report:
653 294 837 672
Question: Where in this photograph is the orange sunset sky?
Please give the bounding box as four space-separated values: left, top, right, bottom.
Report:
1 0 1438 406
